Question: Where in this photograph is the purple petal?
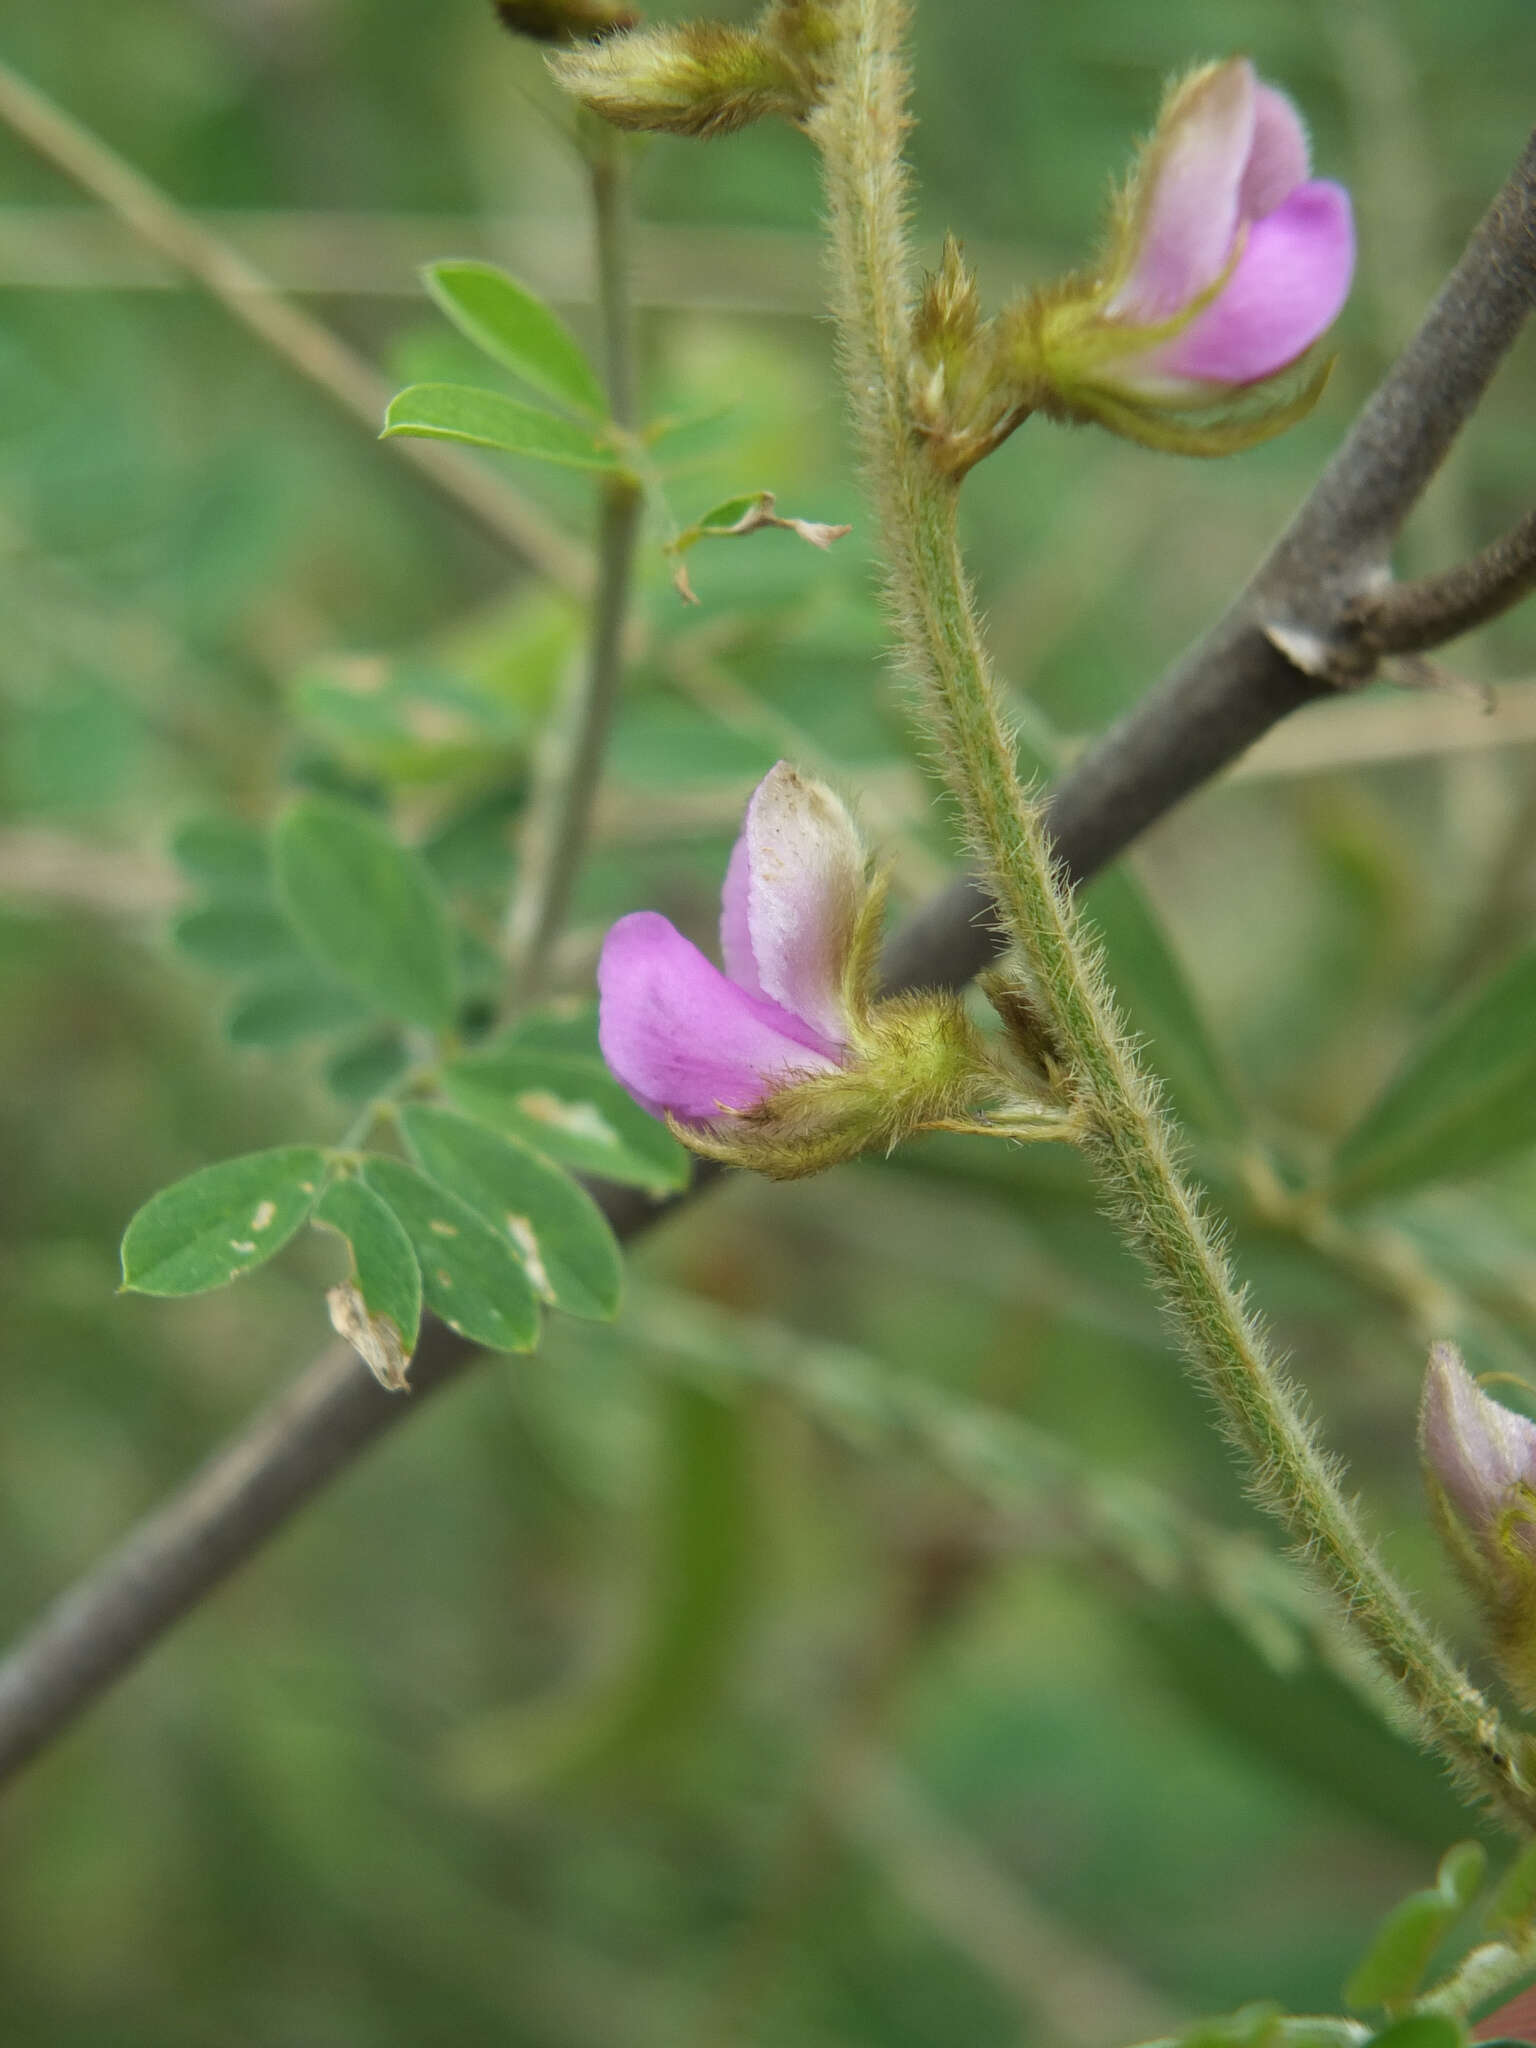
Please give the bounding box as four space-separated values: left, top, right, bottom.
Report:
1130 179 1354 389
719 832 763 998
1238 84 1311 219
739 762 863 1047
1110 59 1255 323
598 911 839 1122
1421 1342 1536 1536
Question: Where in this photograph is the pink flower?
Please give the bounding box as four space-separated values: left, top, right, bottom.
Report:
1103 58 1354 396
1421 1342 1536 1563
1420 1343 1536 1711
598 762 863 1123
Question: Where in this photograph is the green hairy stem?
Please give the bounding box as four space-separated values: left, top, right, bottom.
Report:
809 0 1536 1827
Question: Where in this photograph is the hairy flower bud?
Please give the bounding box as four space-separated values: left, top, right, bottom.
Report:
548 0 837 137
984 58 1355 460
597 763 1003 1177
1420 1343 1536 1706
909 237 1016 471
492 0 638 45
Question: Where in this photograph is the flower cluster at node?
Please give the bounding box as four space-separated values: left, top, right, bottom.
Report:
915 58 1355 470
597 764 1045 1178
1089 58 1354 402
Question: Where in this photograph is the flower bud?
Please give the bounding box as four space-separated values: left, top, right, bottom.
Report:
988 58 1355 459
908 237 1021 474
548 0 837 137
1420 1343 1536 1706
597 762 1003 1178
492 0 638 45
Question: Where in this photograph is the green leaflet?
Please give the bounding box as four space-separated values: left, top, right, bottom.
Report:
274 797 457 1035
442 1048 689 1194
360 1157 539 1354
226 967 375 1048
383 383 620 472
121 1147 328 1296
424 261 605 417
314 1176 423 1377
399 1104 622 1322
169 815 271 898
1331 949 1536 1203
323 1028 411 1107
1344 1842 1487 2010
172 902 304 974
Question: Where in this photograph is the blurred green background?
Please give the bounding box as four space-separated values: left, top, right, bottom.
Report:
5 0 1536 2041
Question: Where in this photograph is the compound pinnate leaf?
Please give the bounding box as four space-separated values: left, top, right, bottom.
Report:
314 1176 422 1365
360 1157 539 1354
121 1147 328 1296
1331 949 1536 1203
425 261 604 417
383 384 619 472
399 1104 621 1321
441 1049 689 1193
275 797 456 1034
444 1382 751 1798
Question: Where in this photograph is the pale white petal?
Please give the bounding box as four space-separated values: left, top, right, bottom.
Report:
741 762 863 1046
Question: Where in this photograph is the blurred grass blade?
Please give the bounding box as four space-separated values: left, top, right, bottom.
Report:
1084 867 1244 1138
444 1381 753 1797
121 1146 328 1296
424 261 605 417
383 383 620 471
1132 1601 1487 1856
1330 948 1536 1203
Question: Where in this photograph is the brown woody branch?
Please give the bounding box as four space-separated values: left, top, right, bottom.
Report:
1 133 1534 1793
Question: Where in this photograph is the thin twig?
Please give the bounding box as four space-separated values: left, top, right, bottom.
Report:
0 59 590 598
1352 508 1536 655
505 128 644 998
2 120 1535 1795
